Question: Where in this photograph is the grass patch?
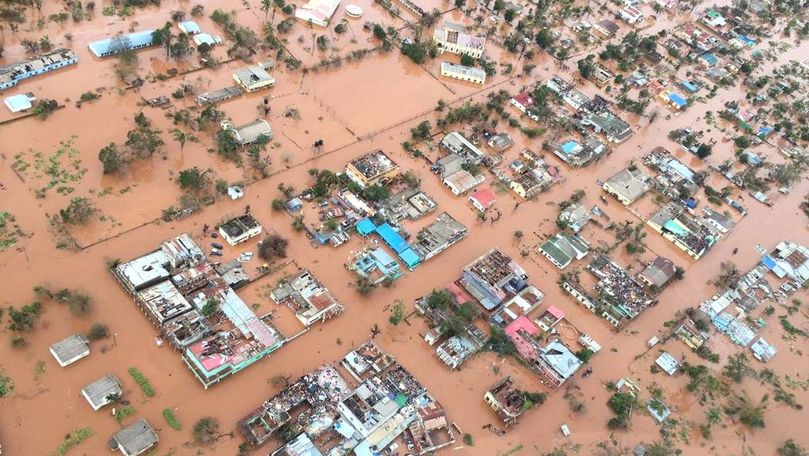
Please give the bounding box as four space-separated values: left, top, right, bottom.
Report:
113 405 136 423
463 433 473 446
128 367 155 397
163 408 182 430
50 428 93 455
33 361 46 381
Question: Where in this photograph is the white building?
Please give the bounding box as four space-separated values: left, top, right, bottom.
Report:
219 214 263 246
619 6 644 24
233 65 275 92
50 334 90 367
440 62 486 85
433 22 485 58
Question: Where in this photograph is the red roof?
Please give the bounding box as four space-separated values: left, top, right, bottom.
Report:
546 305 565 320
512 92 534 108
470 188 496 208
505 315 539 360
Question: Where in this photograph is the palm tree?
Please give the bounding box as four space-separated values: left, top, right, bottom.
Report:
260 0 272 23
172 129 187 150
308 19 316 55
370 324 381 338
341 18 355 40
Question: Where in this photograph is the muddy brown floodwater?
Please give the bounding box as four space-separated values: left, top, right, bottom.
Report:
1 0 808 455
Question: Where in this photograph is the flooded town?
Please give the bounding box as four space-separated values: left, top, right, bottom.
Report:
0 0 808 454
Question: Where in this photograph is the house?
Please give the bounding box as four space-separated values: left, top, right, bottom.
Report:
661 90 688 110
602 166 653 205
540 232 590 269
443 167 484 195
487 133 514 152
702 207 736 234
619 6 644 24
177 20 201 34
638 256 677 288
345 149 400 188
294 0 341 26
270 270 345 327
505 317 582 389
411 212 468 262
492 285 545 325
4 93 35 112
433 22 486 58
699 52 719 67
440 132 485 164
218 214 262 246
461 249 528 311
558 204 591 233
510 168 553 199
350 247 404 285
225 119 272 146
440 61 486 85
81 375 123 411
554 137 608 167
88 30 157 58
578 109 632 143
702 10 726 27
484 377 527 426
49 334 90 367
232 65 275 92
469 188 496 212
655 352 680 375
750 337 776 362
593 19 619 37
0 48 78 90
535 305 565 331
111 419 159 456
510 92 539 121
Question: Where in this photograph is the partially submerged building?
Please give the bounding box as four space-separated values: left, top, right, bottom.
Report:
0 49 78 90
602 166 653 205
88 30 157 58
113 234 288 388
483 377 529 426
351 247 404 285
562 255 654 327
461 249 529 311
433 22 485 58
509 148 562 198
233 64 275 92
539 232 590 269
270 269 345 327
504 316 582 390
435 325 487 369
345 150 400 188
50 334 90 367
647 203 724 259
638 256 677 289
81 374 123 411
295 0 341 26
224 119 273 146
219 214 262 246
111 418 158 456
553 137 608 167
410 212 468 262
435 153 485 196
642 147 699 199
440 62 486 85
440 132 485 164
238 342 455 455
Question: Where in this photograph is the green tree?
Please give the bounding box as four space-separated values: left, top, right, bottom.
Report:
201 297 220 316
60 197 97 225
98 143 122 174
172 129 187 150
258 234 289 262
177 167 211 192
192 417 219 445
460 54 475 66
389 299 405 325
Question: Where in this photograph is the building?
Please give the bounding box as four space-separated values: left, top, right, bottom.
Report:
469 188 496 212
558 203 591 233
660 90 688 110
504 316 582 389
535 305 565 331
233 64 275 92
50 334 90 367
225 119 273 146
602 166 653 205
81 374 123 411
593 19 619 37
619 6 644 24
196 86 243 105
88 30 157 57
110 419 159 456
510 92 539 121
578 109 632 143
647 203 720 260
345 150 400 188
270 269 345 326
436 325 487 369
0 49 78 90
440 132 485 164
638 256 677 288
433 22 485 58
492 285 545 325
510 167 557 199
4 93 35 112
219 214 262 246
177 20 201 34
539 232 590 269
411 212 468 262
461 249 528 311
483 377 527 426
440 61 486 85
487 133 514 152
553 137 608 167
655 352 680 375
762 241 809 288
350 247 404 285
436 154 485 196
702 9 727 27
295 0 341 26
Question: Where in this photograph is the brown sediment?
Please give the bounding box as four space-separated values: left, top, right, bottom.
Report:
0 0 808 455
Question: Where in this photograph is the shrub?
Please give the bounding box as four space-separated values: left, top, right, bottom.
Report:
0 371 13 397
258 234 289 262
128 367 156 397
193 417 219 445
86 323 109 341
163 408 182 430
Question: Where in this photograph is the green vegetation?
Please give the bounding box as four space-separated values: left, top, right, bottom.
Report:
780 316 808 337
128 367 156 397
7 301 43 331
59 197 97 225
86 323 109 341
193 416 220 445
257 234 289 262
779 439 808 456
51 428 93 455
724 393 766 428
163 408 182 430
462 433 473 446
113 405 136 423
201 297 220 317
485 325 516 355
0 211 23 251
0 371 13 397
389 299 405 325
606 392 637 429
723 353 752 383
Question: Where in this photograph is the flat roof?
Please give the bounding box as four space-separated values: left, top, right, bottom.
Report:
4 93 34 112
88 30 156 57
50 334 90 366
82 374 123 410
112 418 158 456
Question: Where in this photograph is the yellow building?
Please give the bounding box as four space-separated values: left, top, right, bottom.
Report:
345 150 400 188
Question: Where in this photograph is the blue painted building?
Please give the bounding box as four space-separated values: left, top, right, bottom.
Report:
88 30 157 58
0 49 78 90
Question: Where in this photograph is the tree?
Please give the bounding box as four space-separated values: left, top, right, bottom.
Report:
192 417 219 445
98 143 122 173
60 197 97 225
460 54 475 66
258 234 289 262
410 121 431 141
86 323 109 341
362 184 390 202
169 32 194 58
696 143 712 159
504 8 515 22
177 167 211 192
151 22 173 59
724 353 751 383
66 291 93 316
261 0 272 22
389 299 405 325
216 129 241 162
577 56 595 79
779 440 808 456
201 297 219 316
0 371 13 398
486 325 516 355
172 129 187 150
356 277 375 295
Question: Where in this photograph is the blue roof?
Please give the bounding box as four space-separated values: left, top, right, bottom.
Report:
370 248 396 267
178 20 201 33
88 30 156 57
560 140 580 154
375 223 408 253
399 248 421 269
680 80 699 92
757 126 773 137
700 53 718 65
668 92 687 107
314 232 331 244
761 255 776 270
355 218 376 236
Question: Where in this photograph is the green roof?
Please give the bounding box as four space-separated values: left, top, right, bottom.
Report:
541 240 572 266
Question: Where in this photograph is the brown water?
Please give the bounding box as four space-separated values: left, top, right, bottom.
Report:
1 0 808 455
